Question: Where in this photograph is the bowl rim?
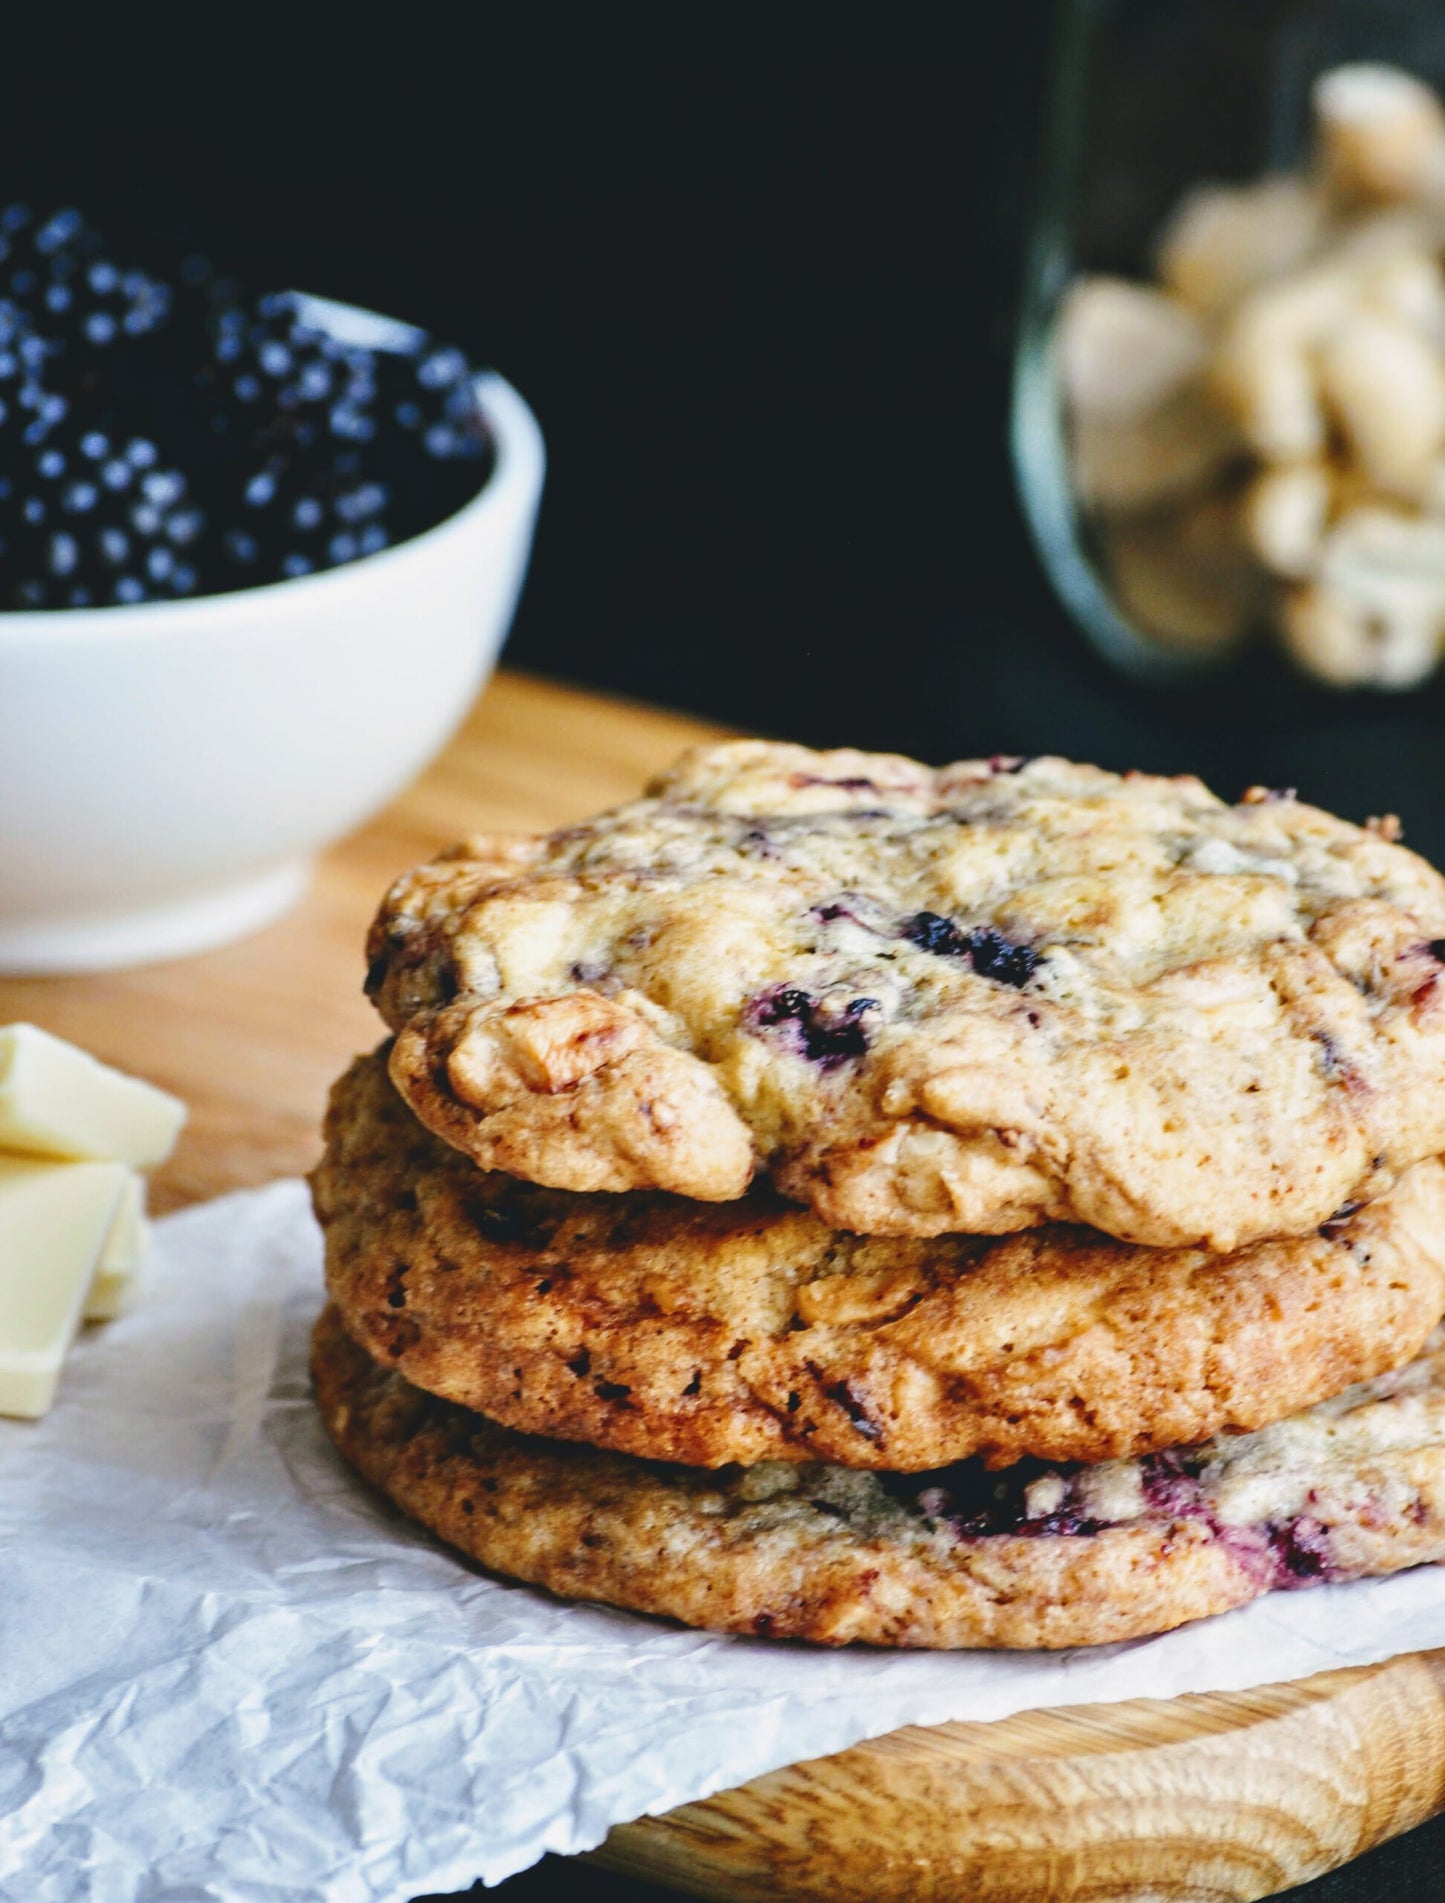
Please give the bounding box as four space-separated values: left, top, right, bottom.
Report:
0 367 544 649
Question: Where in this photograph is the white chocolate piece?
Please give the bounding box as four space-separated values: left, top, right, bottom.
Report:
85 1171 148 1323
1242 463 1331 579
1317 310 1445 501
0 1023 185 1168
1057 277 1209 421
1073 1457 1146 1527
1156 175 1325 315
1283 506 1445 687
1314 64 1445 205
0 1156 127 1418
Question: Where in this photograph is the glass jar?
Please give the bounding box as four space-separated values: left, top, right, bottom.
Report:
1012 0 1445 691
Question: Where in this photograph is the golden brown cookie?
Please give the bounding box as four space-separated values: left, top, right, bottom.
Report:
311 1048 1445 1472
312 1305 1445 1650
364 745 1445 1249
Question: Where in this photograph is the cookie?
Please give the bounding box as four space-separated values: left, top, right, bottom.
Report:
312 1304 1445 1649
311 1049 1445 1472
364 744 1445 1249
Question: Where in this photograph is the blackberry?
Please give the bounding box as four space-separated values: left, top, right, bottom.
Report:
899 913 1044 988
893 1457 1103 1539
0 205 496 610
900 911 971 958
1136 1447 1206 1519
744 985 879 1068
964 928 1045 988
1267 1516 1338 1586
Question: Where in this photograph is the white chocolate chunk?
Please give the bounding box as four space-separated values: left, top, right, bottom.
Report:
0 1156 127 1418
0 1024 185 1168
1187 836 1300 883
85 1171 148 1322
1073 1458 1146 1526
1022 1473 1067 1521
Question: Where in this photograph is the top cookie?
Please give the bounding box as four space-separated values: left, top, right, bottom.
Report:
366 743 1445 1248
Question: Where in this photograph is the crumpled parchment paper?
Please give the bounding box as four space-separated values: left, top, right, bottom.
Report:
4 1178 1445 1902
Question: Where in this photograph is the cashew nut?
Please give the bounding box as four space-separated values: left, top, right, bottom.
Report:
1070 383 1239 514
1156 175 1325 316
1314 64 1445 205
1101 495 1259 656
1057 60 1445 688
1316 308 1445 500
1282 505 1445 687
1360 245 1445 340
1057 276 1210 421
1242 463 1332 579
1211 269 1353 460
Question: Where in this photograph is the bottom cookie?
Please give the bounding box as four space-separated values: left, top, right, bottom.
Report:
312 1305 1445 1650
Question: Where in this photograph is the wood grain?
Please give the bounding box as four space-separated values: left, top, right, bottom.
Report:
597 1655 1445 1901
4 668 1443 1902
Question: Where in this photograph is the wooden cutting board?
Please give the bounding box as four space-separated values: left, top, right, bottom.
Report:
7 669 1444 1903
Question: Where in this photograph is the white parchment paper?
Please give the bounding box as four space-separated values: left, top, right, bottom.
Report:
4 1179 1445 1901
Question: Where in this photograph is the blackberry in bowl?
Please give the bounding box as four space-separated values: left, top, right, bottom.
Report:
0 209 544 971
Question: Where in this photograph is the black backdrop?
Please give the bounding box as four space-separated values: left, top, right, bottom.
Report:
4 10 1055 750
9 8 1444 1899
14 7 1445 862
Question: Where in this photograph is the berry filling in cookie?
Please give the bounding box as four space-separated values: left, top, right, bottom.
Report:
313 1306 1445 1649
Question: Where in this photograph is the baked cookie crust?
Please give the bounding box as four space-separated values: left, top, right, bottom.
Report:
312 1305 1445 1650
365 745 1445 1249
312 1049 1445 1472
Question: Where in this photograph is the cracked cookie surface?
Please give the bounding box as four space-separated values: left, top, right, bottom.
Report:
365 744 1445 1248
312 1306 1445 1649
311 1049 1445 1471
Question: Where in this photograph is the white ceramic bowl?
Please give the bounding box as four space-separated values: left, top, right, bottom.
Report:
0 364 544 973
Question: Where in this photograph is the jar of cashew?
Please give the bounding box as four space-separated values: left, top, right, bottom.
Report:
1014 0 1445 691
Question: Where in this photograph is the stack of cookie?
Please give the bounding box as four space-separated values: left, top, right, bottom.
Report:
311 746 1445 1648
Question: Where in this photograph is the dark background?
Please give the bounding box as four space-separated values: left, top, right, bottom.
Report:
12 7 1445 850
9 6 1444 1898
